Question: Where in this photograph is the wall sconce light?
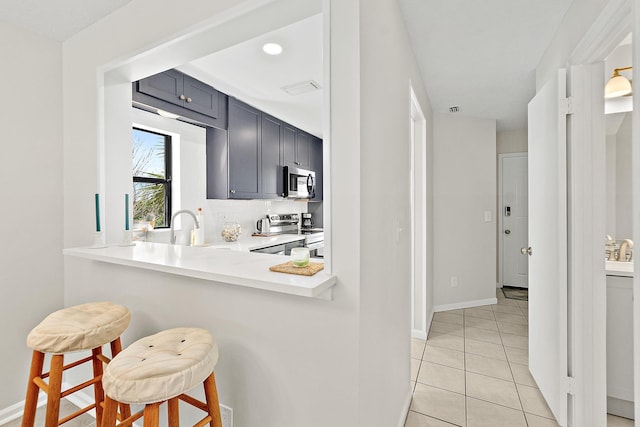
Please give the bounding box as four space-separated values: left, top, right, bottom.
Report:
605 66 632 98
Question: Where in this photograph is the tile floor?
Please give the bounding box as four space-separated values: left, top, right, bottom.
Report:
405 289 634 427
3 399 95 427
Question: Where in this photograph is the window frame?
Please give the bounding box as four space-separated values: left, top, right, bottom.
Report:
132 127 172 228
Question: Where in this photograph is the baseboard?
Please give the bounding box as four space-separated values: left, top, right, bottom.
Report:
0 397 46 426
397 386 413 427
0 383 95 426
411 329 427 340
607 396 634 419
434 297 498 312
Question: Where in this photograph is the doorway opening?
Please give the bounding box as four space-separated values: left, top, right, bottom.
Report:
498 152 529 290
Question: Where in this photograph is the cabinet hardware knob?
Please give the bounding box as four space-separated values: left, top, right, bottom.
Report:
187 97 192 103
504 229 511 235
521 246 533 256
179 94 186 100
230 189 236 194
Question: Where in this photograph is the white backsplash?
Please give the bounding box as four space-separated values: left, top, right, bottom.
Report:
147 199 308 245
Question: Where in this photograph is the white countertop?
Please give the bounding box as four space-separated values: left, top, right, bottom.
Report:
205 233 309 251
605 260 633 278
63 242 335 299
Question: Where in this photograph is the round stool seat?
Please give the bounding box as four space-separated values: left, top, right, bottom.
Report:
27 302 131 354
103 327 218 404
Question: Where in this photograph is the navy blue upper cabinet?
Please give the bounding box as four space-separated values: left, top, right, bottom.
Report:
282 124 311 170
310 136 323 202
207 98 284 200
182 75 220 118
137 69 184 105
134 70 227 129
227 98 261 199
261 113 283 199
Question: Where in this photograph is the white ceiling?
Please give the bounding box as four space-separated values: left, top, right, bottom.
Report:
0 0 131 41
1 1 579 133
398 0 575 131
179 13 324 137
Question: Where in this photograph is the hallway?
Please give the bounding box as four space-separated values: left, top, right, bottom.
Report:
405 289 633 426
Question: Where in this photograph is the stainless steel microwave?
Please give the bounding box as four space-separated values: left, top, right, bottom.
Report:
282 166 315 199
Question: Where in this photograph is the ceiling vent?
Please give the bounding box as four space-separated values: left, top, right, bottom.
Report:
282 80 322 96
449 106 460 113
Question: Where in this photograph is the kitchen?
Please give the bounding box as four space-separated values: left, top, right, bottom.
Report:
128 13 325 259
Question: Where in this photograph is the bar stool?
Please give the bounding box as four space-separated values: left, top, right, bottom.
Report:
101 327 223 427
22 301 131 427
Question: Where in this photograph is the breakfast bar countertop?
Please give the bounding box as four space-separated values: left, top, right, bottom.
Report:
63 242 335 299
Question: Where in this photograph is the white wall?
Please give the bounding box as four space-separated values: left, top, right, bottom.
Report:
358 0 433 424
497 129 528 154
606 134 617 236
615 112 632 239
0 23 63 409
433 114 497 309
536 0 609 89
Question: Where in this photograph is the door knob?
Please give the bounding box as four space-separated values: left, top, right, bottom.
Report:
521 246 533 256
504 229 511 235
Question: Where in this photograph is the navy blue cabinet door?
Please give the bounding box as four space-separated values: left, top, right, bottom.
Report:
310 136 323 201
282 125 297 168
138 69 184 106
183 75 220 119
261 114 283 198
282 124 311 169
228 98 261 199
295 131 311 169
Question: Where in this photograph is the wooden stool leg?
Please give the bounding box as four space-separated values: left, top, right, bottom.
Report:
143 403 160 427
92 346 105 426
101 395 119 427
167 398 180 427
109 338 131 420
44 354 64 427
203 372 223 427
21 350 45 427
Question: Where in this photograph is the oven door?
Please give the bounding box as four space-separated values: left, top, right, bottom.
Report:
283 166 315 199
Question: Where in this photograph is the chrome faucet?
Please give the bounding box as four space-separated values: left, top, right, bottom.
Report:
170 209 200 245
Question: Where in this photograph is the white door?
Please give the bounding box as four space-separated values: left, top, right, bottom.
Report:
527 69 568 426
499 154 529 288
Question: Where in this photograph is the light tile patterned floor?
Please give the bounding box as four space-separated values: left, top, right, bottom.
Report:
3 399 95 427
405 289 634 427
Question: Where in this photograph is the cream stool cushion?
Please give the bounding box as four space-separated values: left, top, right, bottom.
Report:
27 302 131 354
102 327 218 404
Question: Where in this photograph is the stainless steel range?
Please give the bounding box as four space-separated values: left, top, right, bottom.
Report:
266 213 324 257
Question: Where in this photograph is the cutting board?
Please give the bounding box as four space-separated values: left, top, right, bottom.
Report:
269 261 324 276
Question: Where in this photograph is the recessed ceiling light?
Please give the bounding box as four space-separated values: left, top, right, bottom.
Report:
263 43 283 55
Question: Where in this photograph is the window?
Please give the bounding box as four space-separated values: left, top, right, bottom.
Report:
132 127 172 228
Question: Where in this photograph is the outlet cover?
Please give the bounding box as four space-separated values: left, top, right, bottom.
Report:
221 404 233 427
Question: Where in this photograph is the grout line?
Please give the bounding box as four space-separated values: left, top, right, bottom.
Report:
498 304 530 427
408 409 461 426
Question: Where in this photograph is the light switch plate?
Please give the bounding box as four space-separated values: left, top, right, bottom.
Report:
484 210 492 222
